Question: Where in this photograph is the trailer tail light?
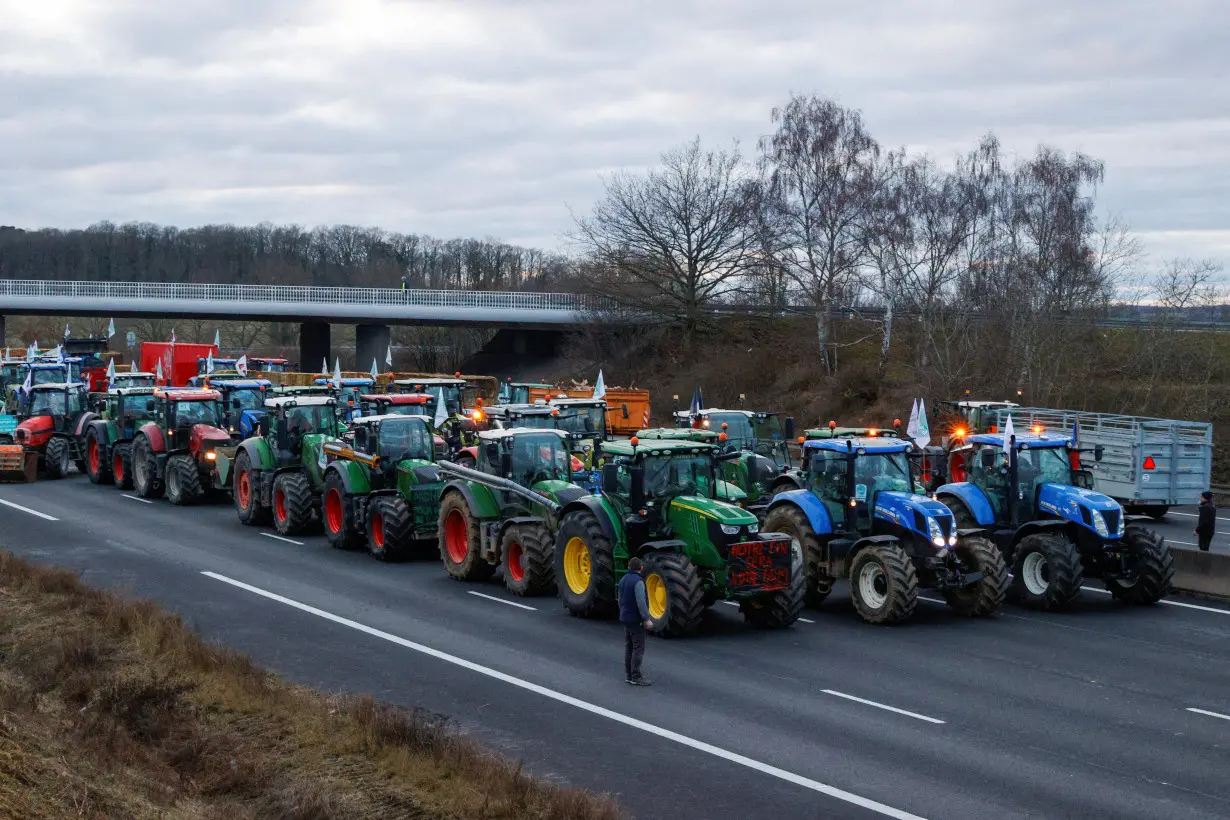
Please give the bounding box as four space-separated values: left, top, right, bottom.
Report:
1142 456 1156 470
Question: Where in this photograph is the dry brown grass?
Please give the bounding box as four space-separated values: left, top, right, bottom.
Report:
0 551 624 820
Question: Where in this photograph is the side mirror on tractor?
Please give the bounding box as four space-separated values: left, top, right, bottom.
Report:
784 416 795 439
258 416 271 437
621 403 629 420
232 398 242 409
601 462 619 494
499 452 513 478
980 448 997 469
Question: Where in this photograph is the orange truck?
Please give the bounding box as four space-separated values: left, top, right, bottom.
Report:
521 385 651 435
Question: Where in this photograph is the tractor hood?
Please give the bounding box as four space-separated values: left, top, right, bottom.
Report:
668 495 758 527
1038 484 1123 539
17 416 53 437
532 478 587 505
874 491 956 542
394 457 439 486
716 479 747 503
190 424 231 449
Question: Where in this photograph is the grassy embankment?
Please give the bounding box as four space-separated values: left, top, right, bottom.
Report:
0 550 621 820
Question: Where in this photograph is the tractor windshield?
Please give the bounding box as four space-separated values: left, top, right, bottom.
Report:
1 364 24 385
1017 445 1073 489
171 400 223 427
30 390 82 417
509 433 571 486
643 454 716 499
31 368 66 387
285 406 335 436
506 413 556 430
706 412 753 448
253 360 285 373
554 405 605 435
113 375 155 389
751 415 789 466
226 389 264 412
379 402 429 418
376 418 434 462
853 452 912 500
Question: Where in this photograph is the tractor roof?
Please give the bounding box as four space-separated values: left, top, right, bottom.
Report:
499 404 555 417
674 408 756 419
349 413 433 426
806 426 900 439
314 377 374 386
967 432 1070 449
29 362 70 370
212 379 272 390
636 427 718 441
113 371 157 378
603 438 715 457
263 395 336 409
363 393 432 404
805 437 910 453
109 386 157 396
277 385 331 394
154 388 221 401
549 398 606 407
478 427 568 441
29 382 86 392
394 377 464 387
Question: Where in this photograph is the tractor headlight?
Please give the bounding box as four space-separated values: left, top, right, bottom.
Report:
205 451 217 461
1091 509 1109 537
720 523 740 535
948 534 958 546
746 522 759 534
927 516 945 547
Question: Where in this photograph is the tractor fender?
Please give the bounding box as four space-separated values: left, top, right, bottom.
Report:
1011 519 1072 547
935 482 995 526
844 534 903 573
559 495 620 545
441 478 501 520
496 515 549 543
769 474 805 495
85 418 113 447
766 489 833 535
325 460 373 497
136 422 166 453
635 538 688 557
240 437 277 472
74 411 100 438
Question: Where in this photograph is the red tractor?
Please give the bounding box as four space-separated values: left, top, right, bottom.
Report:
11 382 90 479
130 387 231 504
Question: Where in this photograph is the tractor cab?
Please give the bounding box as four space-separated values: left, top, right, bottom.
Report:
102 387 158 439
793 438 932 538
27 361 78 387
475 428 573 489
392 377 465 414
674 408 800 506
338 414 439 489
249 357 288 373
942 400 1020 440
152 388 227 453
109 371 158 390
275 385 332 398
313 377 375 421
197 357 239 375
546 398 608 449
805 423 901 441
498 381 553 405
210 379 272 439
17 382 88 428
357 393 433 419
260 395 341 459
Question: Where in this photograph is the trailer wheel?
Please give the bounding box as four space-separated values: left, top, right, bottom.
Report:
438 490 492 581
234 451 271 525
554 510 617 618
642 551 705 637
166 454 203 506
501 523 554 596
44 436 70 479
273 472 316 536
740 570 804 629
849 542 918 625
85 429 112 485
112 444 134 490
944 534 1008 617
762 504 833 608
1106 526 1173 604
1010 532 1083 610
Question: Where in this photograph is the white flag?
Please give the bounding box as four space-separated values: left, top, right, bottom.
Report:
320 358 328 375
31 341 39 356
130 360 137 373
370 358 379 380
906 399 920 442
1002 414 1014 454
55 345 64 365
332 358 342 388
155 359 164 382
107 318 115 339
213 329 220 349
21 368 31 395
235 354 248 376
915 399 931 450
105 358 116 384
25 345 34 362
206 350 215 373
433 387 448 428
593 368 606 400
64 321 70 339
169 328 176 345
385 343 393 367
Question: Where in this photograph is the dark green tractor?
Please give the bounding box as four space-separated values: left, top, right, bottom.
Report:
77 387 158 487
554 437 804 636
437 428 589 596
220 396 342 536
673 408 804 509
321 413 444 561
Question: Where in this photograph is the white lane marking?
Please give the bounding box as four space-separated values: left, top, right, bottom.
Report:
260 532 304 546
466 590 537 611
1166 511 1230 523
1187 707 1230 722
202 571 926 820
123 494 154 504
918 596 946 605
0 497 59 521
1079 585 1230 615
798 617 816 624
821 689 946 725
721 601 739 607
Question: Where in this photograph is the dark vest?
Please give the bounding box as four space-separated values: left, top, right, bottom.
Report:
618 571 644 624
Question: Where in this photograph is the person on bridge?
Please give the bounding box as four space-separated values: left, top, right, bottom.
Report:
1195 491 1216 552
618 557 653 686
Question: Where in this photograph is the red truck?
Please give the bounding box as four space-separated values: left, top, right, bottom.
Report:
140 342 220 387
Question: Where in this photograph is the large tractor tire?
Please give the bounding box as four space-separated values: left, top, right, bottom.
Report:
43 436 70 479
554 510 617 619
131 435 164 499
322 471 364 550
849 542 918 625
233 451 271 526
642 552 705 637
368 495 414 562
944 534 1009 617
273 472 316 536
1106 526 1173 605
165 454 204 506
437 491 492 581
740 570 805 629
112 444 134 490
762 504 833 609
1010 532 1083 610
85 429 112 485
501 523 554 596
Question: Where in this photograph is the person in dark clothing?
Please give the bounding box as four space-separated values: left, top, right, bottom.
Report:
1195 491 1216 552
617 557 653 685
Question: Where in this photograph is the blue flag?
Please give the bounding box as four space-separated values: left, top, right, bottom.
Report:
689 386 704 416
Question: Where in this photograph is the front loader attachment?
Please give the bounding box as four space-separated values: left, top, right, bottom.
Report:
0 444 36 482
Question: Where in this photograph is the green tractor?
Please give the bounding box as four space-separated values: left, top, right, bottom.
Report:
77 387 158 487
553 437 804 636
320 413 445 561
671 407 804 509
437 428 589 596
221 396 342 535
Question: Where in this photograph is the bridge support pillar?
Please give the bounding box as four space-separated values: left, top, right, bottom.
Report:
355 324 390 373
299 322 330 373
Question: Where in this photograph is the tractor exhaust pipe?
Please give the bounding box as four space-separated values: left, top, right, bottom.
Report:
436 460 562 515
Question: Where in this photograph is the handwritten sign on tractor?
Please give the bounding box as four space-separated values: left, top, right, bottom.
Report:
727 537 792 594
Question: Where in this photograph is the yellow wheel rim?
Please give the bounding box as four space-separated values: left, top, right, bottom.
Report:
645 572 667 620
563 536 592 595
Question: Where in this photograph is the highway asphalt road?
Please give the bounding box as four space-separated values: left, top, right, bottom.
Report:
2 477 1230 820
1149 504 1230 554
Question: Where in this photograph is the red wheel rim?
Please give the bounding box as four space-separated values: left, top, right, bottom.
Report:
325 488 343 534
372 512 385 547
237 470 251 508
274 487 286 522
507 540 525 582
113 453 124 482
445 509 468 564
88 438 99 473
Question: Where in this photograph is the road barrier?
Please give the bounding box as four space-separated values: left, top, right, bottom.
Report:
1171 548 1230 601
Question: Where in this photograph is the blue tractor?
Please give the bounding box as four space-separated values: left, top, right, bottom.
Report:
935 432 1173 610
763 437 1007 624
210 379 272 440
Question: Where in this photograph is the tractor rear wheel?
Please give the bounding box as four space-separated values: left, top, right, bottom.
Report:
740 571 805 629
554 511 617 618
437 491 492 581
762 504 833 609
642 552 705 637
1106 526 1173 604
85 429 112 485
368 495 414 562
112 444 134 490
502 524 554 596
849 542 918 625
166 454 204 505
1010 532 1083 610
132 435 163 499
322 471 364 550
944 534 1008 617
234 451 271 526
44 436 70 479
273 472 316 536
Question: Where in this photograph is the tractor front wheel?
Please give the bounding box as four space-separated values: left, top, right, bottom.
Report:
437 491 492 581
322 471 364 550
740 571 805 629
944 534 1008 617
368 495 414 562
1010 532 1083 610
85 429 112 485
112 444 134 490
166 454 204 506
501 524 554 596
849 542 919 625
273 472 316 536
1106 526 1173 605
43 436 70 479
132 436 163 499
554 511 617 618
762 504 833 609
642 552 705 637
234 451 270 526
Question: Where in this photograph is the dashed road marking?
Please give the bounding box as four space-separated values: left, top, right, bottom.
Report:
0 497 59 521
821 689 946 724
260 532 304 546
1187 707 1230 722
467 590 537 611
123 494 154 504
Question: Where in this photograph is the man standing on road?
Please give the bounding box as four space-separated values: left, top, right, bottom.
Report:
618 557 653 686
1195 491 1216 552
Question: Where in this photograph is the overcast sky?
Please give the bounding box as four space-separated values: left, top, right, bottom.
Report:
1 0 1226 273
